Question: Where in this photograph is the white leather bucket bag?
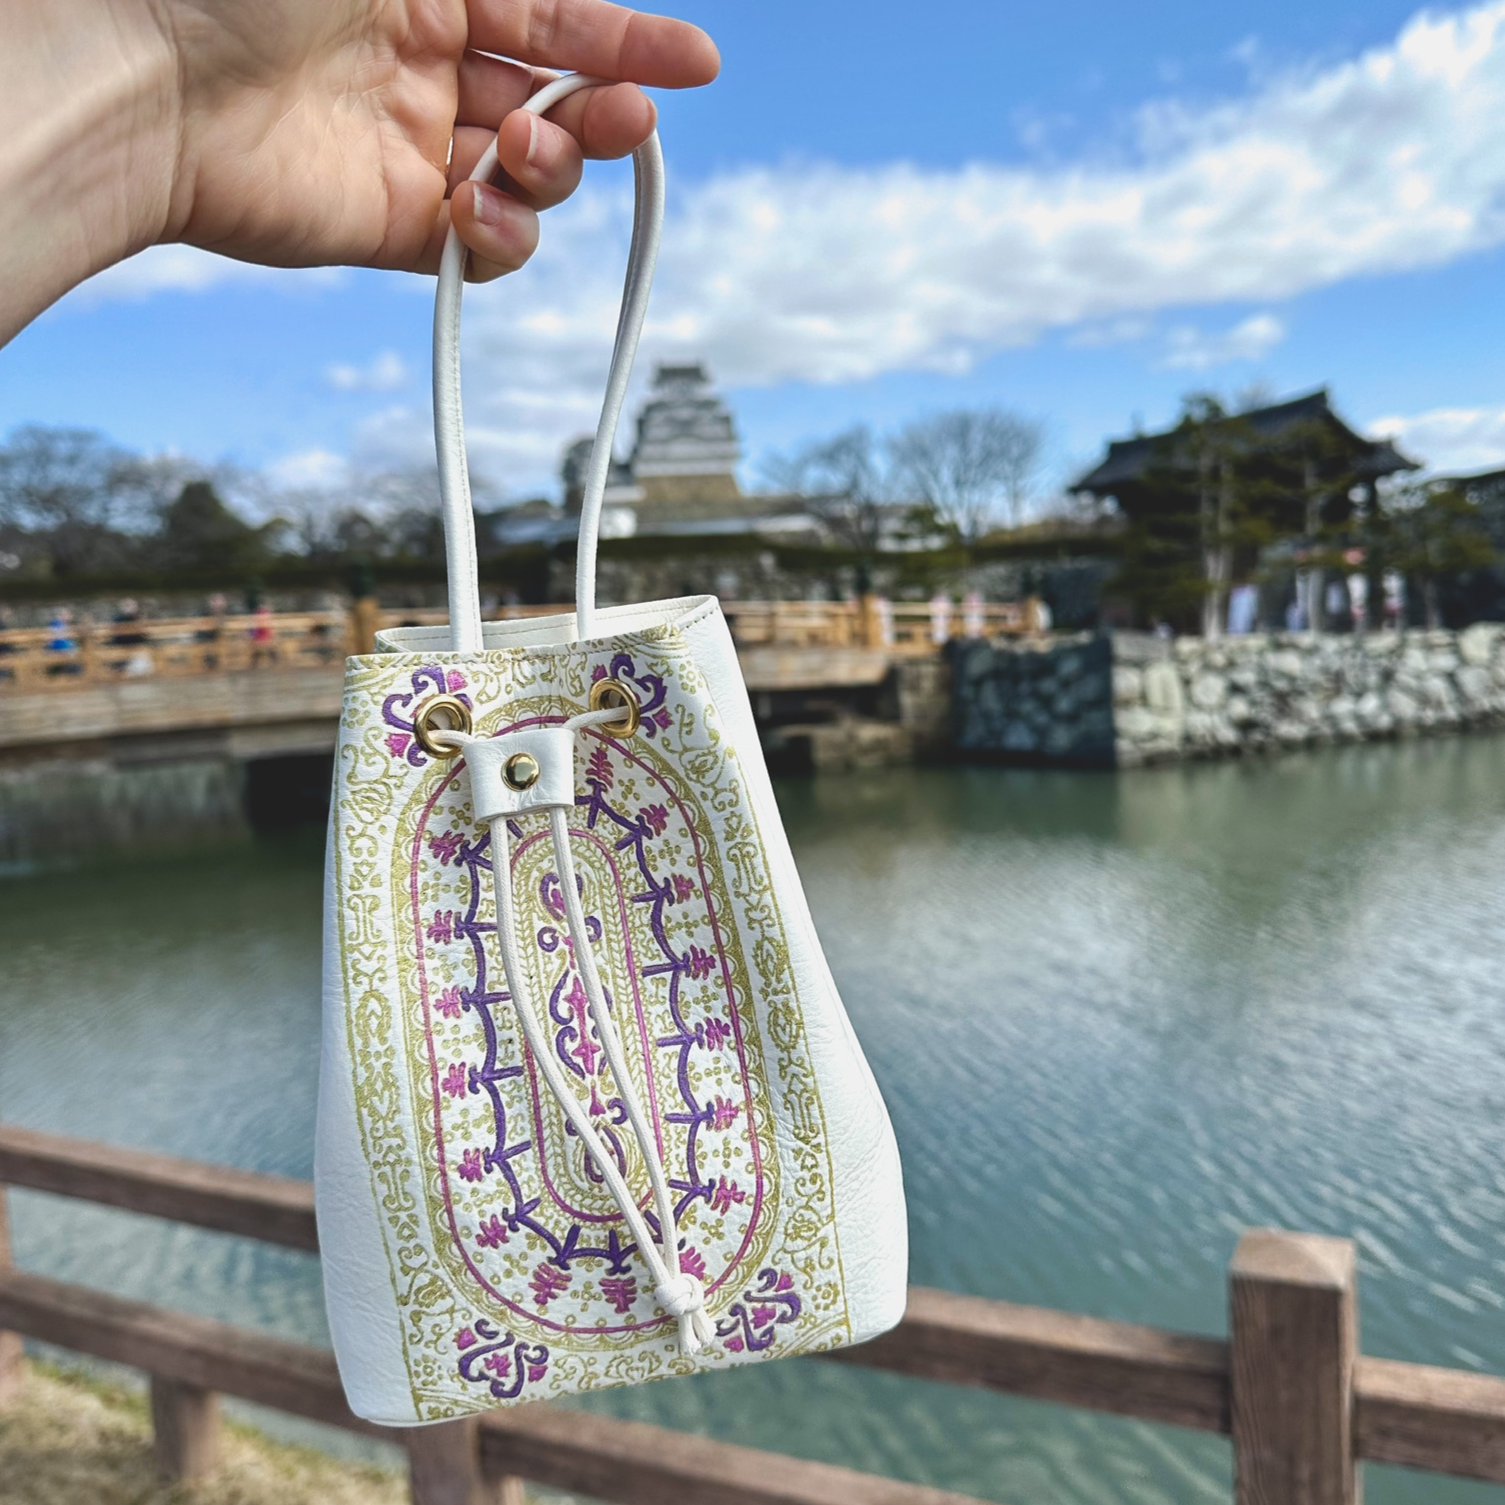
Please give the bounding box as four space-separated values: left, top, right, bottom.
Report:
314 74 907 1427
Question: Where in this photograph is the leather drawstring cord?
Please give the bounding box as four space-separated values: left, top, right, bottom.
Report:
429 73 703 1350
435 711 713 1354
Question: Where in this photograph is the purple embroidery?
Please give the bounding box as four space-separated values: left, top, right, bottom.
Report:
455 1319 549 1400
417 688 771 1335
715 1269 801 1354
383 665 472 767
597 653 669 740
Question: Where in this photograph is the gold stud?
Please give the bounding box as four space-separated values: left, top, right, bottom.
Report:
413 693 472 759
588 677 642 736
504 751 541 790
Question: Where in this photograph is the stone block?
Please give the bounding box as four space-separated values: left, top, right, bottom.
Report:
1143 661 1186 722
1190 673 1228 710
1459 623 1504 666
1112 665 1143 704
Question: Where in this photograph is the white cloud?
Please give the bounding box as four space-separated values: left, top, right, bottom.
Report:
265 448 350 490
1160 313 1287 370
326 349 410 392
54 4 1505 494
430 1 1505 490
1370 403 1505 473
64 245 344 306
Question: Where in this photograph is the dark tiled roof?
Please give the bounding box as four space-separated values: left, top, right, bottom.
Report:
1072 388 1419 494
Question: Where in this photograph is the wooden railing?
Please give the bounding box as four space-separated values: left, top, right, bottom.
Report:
0 599 1041 694
2 1126 1503 1503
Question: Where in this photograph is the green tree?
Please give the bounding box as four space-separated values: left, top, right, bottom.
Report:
155 480 272 573
1378 485 1495 628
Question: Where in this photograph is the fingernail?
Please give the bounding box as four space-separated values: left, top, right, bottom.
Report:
473 183 507 228
524 114 542 169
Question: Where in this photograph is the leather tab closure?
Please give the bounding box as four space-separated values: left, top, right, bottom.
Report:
465 726 576 822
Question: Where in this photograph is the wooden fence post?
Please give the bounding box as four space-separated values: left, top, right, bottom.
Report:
0 1184 22 1403
1230 1228 1359 1505
407 1416 523 1505
150 1374 221 1481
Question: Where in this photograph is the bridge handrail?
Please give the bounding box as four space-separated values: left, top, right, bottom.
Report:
0 599 1046 693
2 1122 1503 1503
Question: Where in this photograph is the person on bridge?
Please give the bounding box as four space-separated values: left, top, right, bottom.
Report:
0 0 719 346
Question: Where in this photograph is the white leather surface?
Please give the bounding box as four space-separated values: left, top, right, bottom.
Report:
464 725 576 821
318 596 908 1424
314 814 414 1419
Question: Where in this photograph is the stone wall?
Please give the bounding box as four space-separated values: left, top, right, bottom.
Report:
1113 625 1505 766
949 626 1505 768
950 634 1116 766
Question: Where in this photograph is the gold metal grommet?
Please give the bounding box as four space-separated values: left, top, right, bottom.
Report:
504 751 541 790
413 693 472 759
588 677 641 736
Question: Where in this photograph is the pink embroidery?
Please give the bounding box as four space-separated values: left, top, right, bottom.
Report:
484 1350 511 1377
435 988 463 1019
446 670 467 693
428 830 463 865
684 946 715 980
652 707 672 731
600 1275 637 1314
386 732 412 759
427 911 455 945
640 803 668 835
530 1264 570 1308
587 746 613 789
707 1096 738 1131
455 1327 476 1350
670 874 696 903
476 1214 509 1249
679 1247 707 1281
702 1017 732 1050
458 1149 485 1182
709 1176 746 1214
442 1063 468 1098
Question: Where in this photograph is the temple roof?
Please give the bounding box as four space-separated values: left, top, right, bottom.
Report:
1072 388 1418 496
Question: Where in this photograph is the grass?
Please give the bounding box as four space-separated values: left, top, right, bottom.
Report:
0 1360 408 1505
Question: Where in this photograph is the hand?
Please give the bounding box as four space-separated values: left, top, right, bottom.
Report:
0 0 718 342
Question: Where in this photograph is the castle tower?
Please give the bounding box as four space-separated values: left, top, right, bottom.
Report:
629 363 742 512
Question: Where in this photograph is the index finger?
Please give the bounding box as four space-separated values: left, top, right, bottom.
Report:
467 0 720 88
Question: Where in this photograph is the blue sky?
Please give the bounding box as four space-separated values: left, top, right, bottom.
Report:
6 0 1505 508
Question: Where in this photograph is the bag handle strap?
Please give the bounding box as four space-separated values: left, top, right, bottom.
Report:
434 73 665 653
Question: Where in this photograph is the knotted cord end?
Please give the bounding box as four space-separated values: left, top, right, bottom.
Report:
656 1273 713 1355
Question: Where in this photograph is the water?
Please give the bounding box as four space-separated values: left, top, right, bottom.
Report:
4 738 1505 1503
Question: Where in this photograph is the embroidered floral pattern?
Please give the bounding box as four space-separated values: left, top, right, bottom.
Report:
382 666 472 768
336 634 848 1417
714 1270 801 1354
455 1319 548 1400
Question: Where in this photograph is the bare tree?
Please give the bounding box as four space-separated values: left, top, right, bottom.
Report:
762 425 888 548
888 408 1043 539
0 425 134 572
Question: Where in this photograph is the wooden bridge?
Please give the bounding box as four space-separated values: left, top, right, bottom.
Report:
1 1122 1502 1504
0 601 1037 758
